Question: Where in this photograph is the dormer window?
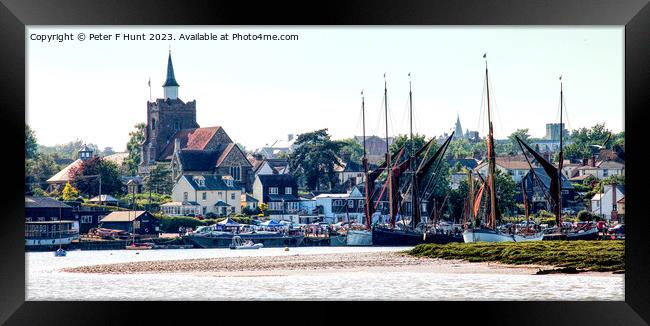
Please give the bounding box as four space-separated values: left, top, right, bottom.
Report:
193 176 205 187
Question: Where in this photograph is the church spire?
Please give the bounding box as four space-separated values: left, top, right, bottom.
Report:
163 51 180 99
454 113 464 139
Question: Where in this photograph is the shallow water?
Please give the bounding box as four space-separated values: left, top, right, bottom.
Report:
26 247 624 300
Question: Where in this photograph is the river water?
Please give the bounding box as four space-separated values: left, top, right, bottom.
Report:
26 247 623 301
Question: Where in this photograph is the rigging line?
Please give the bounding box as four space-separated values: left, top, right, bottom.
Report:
562 91 572 132
487 71 505 139
398 96 410 137
477 71 487 136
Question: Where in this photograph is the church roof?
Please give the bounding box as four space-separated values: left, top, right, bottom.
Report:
159 127 222 160
47 159 82 183
178 150 220 172
162 53 180 87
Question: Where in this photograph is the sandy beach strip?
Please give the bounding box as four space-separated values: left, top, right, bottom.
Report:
60 251 568 276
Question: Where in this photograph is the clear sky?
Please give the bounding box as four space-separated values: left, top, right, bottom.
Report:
27 26 623 152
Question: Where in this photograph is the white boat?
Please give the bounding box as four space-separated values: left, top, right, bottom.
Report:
463 228 515 243
54 248 67 257
463 228 544 243
25 221 78 249
229 236 263 250
346 229 373 246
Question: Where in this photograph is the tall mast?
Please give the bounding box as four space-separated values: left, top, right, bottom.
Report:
485 54 497 229
557 76 564 227
409 73 420 227
362 90 372 229
384 74 395 226
468 169 474 224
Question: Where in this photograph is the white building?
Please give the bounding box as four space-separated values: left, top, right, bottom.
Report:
163 175 241 217
576 160 625 180
313 187 365 224
590 184 625 221
475 156 531 183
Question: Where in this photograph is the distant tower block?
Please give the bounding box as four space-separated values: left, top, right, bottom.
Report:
163 52 180 100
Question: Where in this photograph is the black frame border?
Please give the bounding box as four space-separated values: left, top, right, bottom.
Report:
1 0 649 325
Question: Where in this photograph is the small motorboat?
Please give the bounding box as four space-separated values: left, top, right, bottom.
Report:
229 236 263 250
54 248 67 257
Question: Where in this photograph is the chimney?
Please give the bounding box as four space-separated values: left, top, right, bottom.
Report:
590 155 596 167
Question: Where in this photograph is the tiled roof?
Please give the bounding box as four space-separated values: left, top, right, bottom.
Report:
89 195 119 202
159 127 222 160
257 174 298 188
268 194 301 202
183 175 236 191
100 211 148 222
525 168 573 190
46 159 82 183
178 150 220 172
103 152 128 166
25 196 72 209
241 194 259 202
448 158 479 170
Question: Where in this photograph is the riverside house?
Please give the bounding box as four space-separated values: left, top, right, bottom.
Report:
252 174 300 222
163 175 241 217
99 210 159 234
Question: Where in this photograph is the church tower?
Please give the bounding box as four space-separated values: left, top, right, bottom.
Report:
139 51 198 173
163 52 180 100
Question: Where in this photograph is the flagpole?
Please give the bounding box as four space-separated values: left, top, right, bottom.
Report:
148 77 152 101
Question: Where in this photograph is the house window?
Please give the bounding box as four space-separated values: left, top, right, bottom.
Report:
603 169 609 177
174 121 181 130
287 202 299 211
81 215 93 224
269 202 283 211
231 193 236 200
230 166 241 181
202 192 207 201
348 200 354 208
269 187 278 194
218 192 223 198
151 118 156 130
285 187 292 195
358 200 364 207
183 192 188 201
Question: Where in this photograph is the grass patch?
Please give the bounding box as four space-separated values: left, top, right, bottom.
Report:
408 240 624 272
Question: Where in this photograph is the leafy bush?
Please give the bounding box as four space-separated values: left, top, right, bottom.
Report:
577 210 593 221
156 216 207 233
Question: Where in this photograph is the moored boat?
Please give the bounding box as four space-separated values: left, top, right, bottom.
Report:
183 225 304 248
346 229 373 246
25 221 78 250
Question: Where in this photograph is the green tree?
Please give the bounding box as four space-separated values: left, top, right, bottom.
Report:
69 156 122 196
38 139 100 160
494 169 517 217
25 124 38 160
338 138 364 162
288 129 344 191
145 164 173 194
62 182 79 201
389 134 428 158
508 128 531 154
29 153 62 190
123 122 146 175
564 124 613 160
447 138 473 159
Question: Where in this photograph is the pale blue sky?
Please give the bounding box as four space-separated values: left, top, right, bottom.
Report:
27 26 623 152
